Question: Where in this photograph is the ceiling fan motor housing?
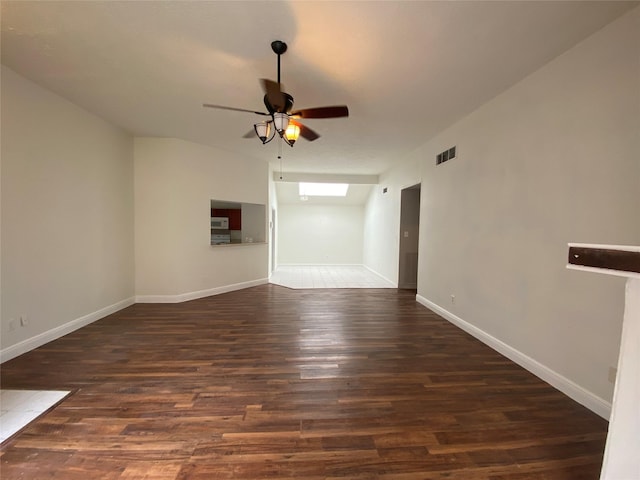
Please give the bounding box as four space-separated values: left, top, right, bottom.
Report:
264 92 294 114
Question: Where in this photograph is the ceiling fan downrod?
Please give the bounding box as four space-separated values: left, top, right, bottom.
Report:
271 40 287 85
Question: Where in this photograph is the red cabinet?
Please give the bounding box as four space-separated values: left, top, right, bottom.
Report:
211 208 241 230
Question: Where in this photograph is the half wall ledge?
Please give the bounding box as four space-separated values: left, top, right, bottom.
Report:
566 243 639 480
567 243 640 279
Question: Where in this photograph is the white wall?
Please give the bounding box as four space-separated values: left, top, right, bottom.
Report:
363 158 421 285
241 203 266 243
134 138 269 300
1 66 134 360
278 204 364 265
411 7 639 413
601 276 640 480
268 166 279 274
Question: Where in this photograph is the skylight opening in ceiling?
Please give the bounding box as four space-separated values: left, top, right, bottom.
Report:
298 183 349 197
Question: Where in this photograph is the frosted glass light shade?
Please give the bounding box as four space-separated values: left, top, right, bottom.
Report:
254 122 271 143
273 112 289 134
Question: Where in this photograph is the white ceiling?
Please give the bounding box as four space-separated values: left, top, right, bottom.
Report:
1 1 636 176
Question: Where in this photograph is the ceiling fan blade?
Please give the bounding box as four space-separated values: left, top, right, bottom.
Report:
294 121 320 142
290 105 349 119
260 78 285 111
203 103 270 116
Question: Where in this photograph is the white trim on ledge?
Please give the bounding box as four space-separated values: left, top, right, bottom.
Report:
415 294 611 420
210 242 268 248
135 278 269 303
567 264 640 280
1 297 135 364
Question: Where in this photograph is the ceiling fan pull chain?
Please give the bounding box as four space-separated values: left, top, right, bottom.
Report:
278 140 283 180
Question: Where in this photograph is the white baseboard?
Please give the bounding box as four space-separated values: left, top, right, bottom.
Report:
363 265 397 287
135 278 269 303
1 297 135 364
415 294 612 420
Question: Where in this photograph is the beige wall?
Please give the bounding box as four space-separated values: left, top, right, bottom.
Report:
1 66 134 358
268 166 279 274
363 158 421 285
1 68 271 358
278 204 364 265
134 138 269 300
411 7 639 411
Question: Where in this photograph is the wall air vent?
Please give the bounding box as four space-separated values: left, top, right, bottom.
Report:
436 146 457 165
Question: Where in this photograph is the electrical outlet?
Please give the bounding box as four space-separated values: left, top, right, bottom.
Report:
20 315 28 327
450 294 455 304
608 366 617 384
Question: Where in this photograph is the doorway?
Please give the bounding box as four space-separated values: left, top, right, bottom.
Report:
271 209 277 274
398 184 421 289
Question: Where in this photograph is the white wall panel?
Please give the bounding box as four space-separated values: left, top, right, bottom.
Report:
412 8 639 406
1 66 134 356
134 138 269 298
278 204 364 265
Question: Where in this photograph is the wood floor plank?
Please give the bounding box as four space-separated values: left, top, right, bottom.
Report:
1 285 607 479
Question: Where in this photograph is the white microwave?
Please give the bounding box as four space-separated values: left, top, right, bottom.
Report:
211 217 229 229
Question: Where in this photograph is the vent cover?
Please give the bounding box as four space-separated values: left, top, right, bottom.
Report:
436 146 457 165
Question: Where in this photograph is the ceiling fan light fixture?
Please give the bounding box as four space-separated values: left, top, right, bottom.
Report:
273 112 289 134
254 122 272 144
203 40 348 148
284 123 300 146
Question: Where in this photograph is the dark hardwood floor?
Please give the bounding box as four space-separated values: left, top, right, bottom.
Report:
1 285 607 479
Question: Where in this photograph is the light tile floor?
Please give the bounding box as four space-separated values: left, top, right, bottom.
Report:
0 389 71 442
269 265 395 289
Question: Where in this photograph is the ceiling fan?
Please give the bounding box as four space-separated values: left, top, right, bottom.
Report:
203 40 349 147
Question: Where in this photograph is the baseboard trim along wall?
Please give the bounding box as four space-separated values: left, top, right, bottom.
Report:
135 278 269 303
2 280 269 363
1 297 136 364
363 265 397 288
415 295 612 420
